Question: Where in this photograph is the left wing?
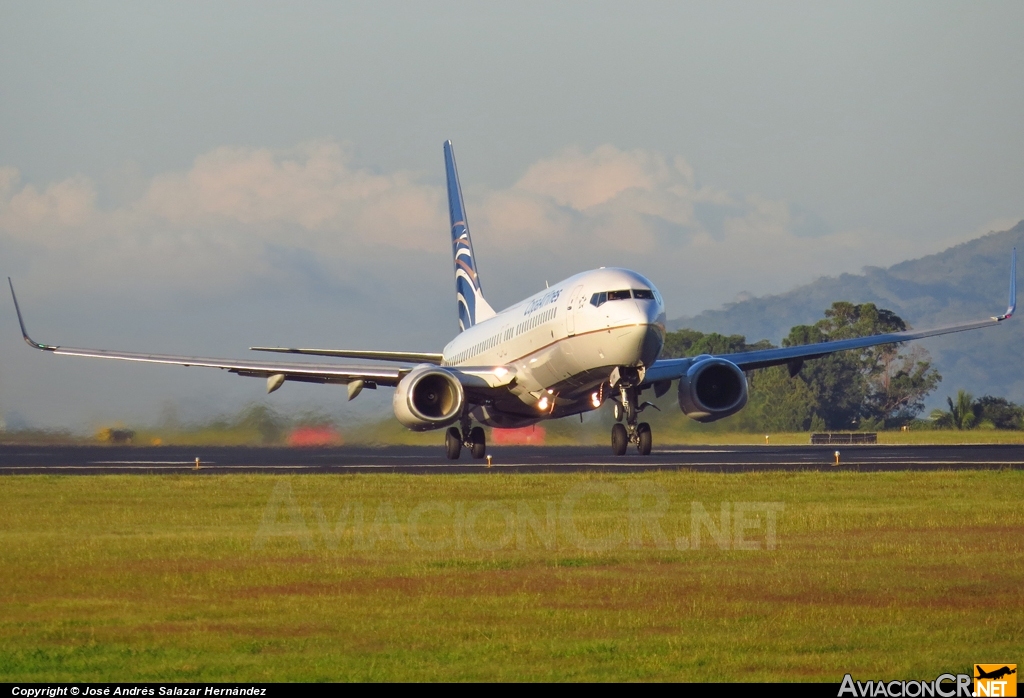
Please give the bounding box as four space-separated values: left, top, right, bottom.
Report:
643 248 1016 387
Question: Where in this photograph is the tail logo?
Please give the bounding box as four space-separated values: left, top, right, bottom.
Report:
453 222 482 331
445 141 493 331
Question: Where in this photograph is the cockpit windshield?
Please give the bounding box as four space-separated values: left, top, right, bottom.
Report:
589 288 654 307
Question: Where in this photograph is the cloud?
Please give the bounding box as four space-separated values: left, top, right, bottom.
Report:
141 141 445 252
469 146 963 312
0 140 991 314
0 141 449 296
515 145 695 211
146 143 385 227
0 169 97 235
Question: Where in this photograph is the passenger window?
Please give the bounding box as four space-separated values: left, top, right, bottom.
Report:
607 290 631 301
633 289 654 300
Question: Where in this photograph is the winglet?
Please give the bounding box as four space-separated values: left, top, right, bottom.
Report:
997 248 1016 321
8 278 56 351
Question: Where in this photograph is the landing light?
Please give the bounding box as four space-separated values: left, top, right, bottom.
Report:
537 396 549 411
493 366 508 378
591 392 601 408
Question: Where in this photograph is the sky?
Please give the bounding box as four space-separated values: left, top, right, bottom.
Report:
1 1 1022 430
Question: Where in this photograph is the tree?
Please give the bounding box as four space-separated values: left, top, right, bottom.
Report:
784 322 864 430
744 365 819 432
974 396 1024 430
234 403 287 444
660 328 709 358
787 302 940 429
660 329 816 432
931 393 1024 430
864 345 942 426
660 330 772 359
930 390 977 430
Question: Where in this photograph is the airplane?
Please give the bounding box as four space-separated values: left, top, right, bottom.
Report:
975 666 1016 681
7 141 1018 459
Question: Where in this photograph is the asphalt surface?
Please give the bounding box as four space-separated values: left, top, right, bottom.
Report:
1 443 1022 474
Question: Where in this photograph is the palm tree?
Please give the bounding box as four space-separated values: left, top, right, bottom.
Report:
930 390 977 430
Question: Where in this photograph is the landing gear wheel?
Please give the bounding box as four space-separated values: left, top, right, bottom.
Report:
611 423 628 456
637 422 652 456
469 426 487 459
445 427 462 460
612 402 623 422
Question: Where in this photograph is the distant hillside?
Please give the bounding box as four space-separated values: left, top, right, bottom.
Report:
670 221 1024 403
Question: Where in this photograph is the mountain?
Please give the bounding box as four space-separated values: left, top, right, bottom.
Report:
670 221 1024 404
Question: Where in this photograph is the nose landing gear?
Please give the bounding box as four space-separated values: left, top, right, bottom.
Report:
610 382 655 456
611 423 628 455
444 415 487 460
636 422 652 456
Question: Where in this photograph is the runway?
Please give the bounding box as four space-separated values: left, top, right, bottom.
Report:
1 443 1022 474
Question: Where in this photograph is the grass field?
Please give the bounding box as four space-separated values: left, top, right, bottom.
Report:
1 470 1021 681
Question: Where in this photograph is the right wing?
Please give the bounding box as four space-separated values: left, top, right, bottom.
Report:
9 279 516 398
8 278 406 390
250 346 444 364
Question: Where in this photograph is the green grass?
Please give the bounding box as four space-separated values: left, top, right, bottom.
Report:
1 471 1021 681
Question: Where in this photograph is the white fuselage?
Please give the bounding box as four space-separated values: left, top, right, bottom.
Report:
440 268 666 427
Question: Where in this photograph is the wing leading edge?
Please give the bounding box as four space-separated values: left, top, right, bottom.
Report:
643 248 1017 386
8 279 515 398
8 278 406 389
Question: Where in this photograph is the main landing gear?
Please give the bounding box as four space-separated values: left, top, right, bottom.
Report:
610 383 654 456
445 415 486 460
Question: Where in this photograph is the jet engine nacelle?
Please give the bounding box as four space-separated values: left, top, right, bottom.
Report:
677 356 748 423
392 364 465 431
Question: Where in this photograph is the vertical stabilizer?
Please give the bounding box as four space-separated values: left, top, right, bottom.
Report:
444 140 495 331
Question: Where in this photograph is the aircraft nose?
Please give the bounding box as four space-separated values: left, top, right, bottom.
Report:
633 294 666 328
639 322 664 366
645 298 665 326
632 300 665 366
